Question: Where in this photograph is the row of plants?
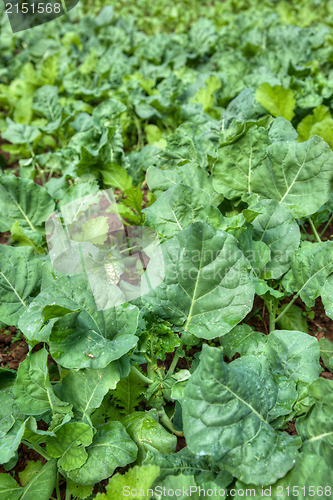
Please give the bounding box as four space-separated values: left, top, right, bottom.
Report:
1 0 333 498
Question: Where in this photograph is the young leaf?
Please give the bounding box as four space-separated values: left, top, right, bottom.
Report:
65 422 137 485
255 83 295 121
110 369 146 415
276 304 308 333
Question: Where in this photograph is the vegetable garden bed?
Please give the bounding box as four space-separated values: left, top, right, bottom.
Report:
1 0 333 498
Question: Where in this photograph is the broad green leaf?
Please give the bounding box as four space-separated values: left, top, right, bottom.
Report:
296 378 333 453
144 447 233 489
0 245 41 327
235 451 333 499
0 474 22 500
276 304 308 333
255 137 333 217
146 163 221 206
60 361 126 421
255 83 295 121
2 118 40 144
268 117 298 143
142 222 255 339
0 175 55 232
19 460 56 500
18 275 139 369
95 465 160 499
123 411 177 462
282 241 333 307
46 422 94 471
251 199 300 279
13 348 71 417
143 185 222 238
213 130 333 217
159 475 201 499
220 324 266 359
264 330 321 384
66 421 137 485
319 337 333 372
213 126 268 200
182 345 301 485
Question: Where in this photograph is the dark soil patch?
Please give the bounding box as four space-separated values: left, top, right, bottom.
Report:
244 296 270 335
285 419 297 436
0 231 10 245
0 444 47 478
0 327 28 370
318 217 333 241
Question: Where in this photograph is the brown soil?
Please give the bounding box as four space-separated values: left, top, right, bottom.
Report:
0 444 47 477
0 231 10 245
0 327 28 370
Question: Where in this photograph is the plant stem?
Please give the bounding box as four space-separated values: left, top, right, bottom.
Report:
268 303 276 332
21 440 50 461
275 294 298 324
320 213 333 238
309 218 322 243
166 343 183 377
131 365 153 384
159 409 184 438
65 484 72 500
55 474 61 500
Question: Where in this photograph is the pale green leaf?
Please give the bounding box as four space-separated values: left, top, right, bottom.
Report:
95 465 160 499
255 84 295 121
